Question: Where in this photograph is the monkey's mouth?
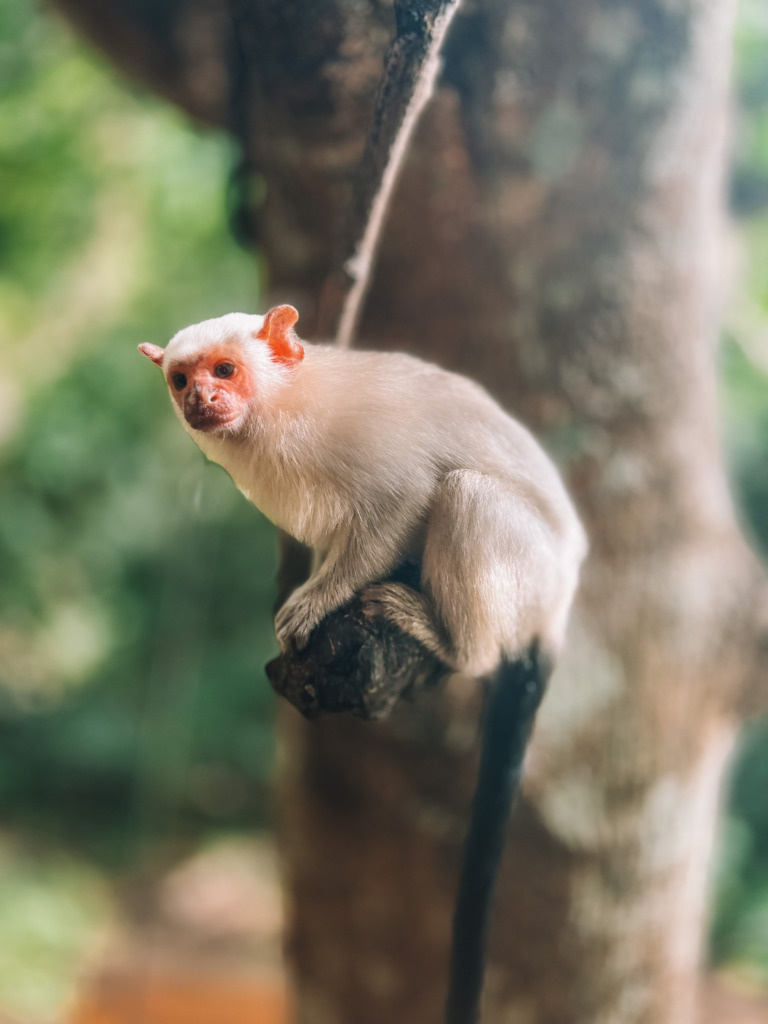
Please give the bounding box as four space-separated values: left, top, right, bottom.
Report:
185 408 241 433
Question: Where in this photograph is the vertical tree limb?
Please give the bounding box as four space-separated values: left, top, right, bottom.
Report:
317 0 462 347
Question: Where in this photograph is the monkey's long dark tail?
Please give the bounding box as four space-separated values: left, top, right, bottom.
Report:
445 645 553 1024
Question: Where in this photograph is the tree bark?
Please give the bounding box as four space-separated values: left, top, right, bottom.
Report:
51 1 768 1022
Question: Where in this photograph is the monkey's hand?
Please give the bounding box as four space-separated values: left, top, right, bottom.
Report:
274 580 330 651
274 536 406 651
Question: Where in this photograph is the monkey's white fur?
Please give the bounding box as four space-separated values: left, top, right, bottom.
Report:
158 311 587 677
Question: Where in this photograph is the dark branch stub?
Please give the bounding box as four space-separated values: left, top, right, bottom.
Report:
266 597 449 720
267 559 450 720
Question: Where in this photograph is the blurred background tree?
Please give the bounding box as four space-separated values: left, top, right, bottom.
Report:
1 0 768 1019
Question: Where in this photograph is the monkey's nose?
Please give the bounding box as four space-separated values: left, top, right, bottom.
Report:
192 386 219 406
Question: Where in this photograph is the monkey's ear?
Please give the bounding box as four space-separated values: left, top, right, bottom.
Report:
138 343 166 367
255 304 304 366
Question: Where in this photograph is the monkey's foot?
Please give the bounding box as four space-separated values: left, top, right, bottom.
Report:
362 583 452 665
274 588 323 651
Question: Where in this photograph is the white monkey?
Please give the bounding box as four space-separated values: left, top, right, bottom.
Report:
140 303 586 1024
140 304 585 669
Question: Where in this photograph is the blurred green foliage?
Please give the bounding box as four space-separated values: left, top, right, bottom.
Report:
0 0 278 866
731 0 768 215
0 838 109 1018
1 0 768 1001
711 0 768 984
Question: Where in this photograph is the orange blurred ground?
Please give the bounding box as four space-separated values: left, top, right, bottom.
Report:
56 968 768 1024
71 974 290 1024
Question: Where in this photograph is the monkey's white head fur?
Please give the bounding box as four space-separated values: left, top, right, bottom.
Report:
164 312 266 363
139 305 305 437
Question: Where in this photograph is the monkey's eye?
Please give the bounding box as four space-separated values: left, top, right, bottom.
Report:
171 373 187 391
214 362 235 379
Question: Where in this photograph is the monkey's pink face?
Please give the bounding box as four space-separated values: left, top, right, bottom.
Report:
139 305 304 432
166 347 254 433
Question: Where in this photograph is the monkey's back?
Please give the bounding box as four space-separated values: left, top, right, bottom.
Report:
290 345 581 549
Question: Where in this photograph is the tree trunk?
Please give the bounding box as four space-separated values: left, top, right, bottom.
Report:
52 1 768 1021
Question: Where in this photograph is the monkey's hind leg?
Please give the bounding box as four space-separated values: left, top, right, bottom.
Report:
423 469 561 678
362 583 454 667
